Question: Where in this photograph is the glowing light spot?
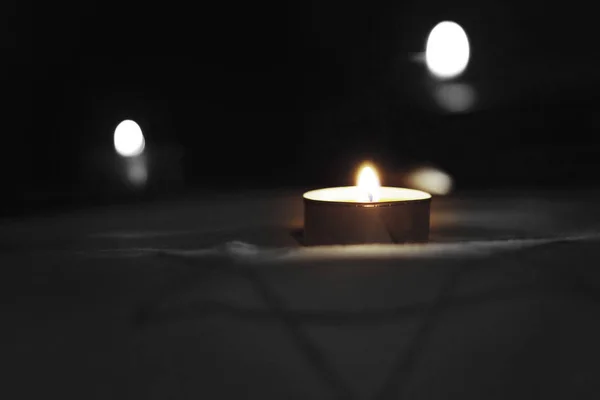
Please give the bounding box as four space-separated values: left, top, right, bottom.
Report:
425 21 470 79
434 83 476 113
356 164 381 202
126 160 148 187
407 167 453 195
114 120 145 157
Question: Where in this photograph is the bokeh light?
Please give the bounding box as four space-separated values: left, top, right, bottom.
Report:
425 21 470 79
126 158 148 187
434 83 476 113
407 166 453 195
114 119 145 157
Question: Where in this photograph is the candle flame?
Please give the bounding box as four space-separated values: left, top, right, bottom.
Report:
357 164 381 202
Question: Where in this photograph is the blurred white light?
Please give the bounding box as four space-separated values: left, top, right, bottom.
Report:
126 159 148 187
425 21 470 79
114 119 145 157
434 83 476 113
407 167 453 195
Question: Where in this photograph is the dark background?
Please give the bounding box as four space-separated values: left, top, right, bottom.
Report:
2 0 600 215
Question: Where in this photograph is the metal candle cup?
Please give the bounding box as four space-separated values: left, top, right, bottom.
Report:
303 186 431 245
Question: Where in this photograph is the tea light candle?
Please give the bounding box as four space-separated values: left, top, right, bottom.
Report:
303 164 432 245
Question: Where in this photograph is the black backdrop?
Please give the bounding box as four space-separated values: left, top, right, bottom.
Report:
2 0 600 213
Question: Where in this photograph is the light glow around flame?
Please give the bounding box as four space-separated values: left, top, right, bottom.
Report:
356 164 381 202
303 162 431 204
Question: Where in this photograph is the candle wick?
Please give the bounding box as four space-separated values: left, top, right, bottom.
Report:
368 192 373 202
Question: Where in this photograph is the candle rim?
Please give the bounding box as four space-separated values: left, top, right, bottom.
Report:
303 186 432 203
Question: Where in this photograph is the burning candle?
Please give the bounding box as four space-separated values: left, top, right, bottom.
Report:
303 163 432 245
